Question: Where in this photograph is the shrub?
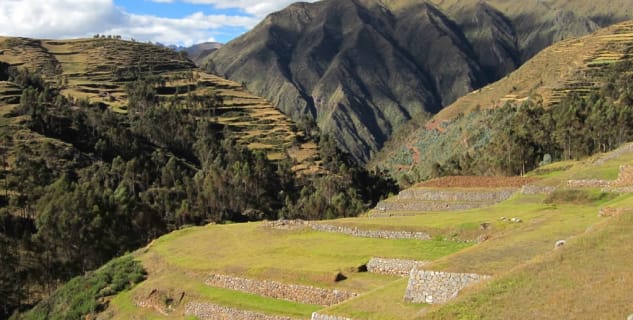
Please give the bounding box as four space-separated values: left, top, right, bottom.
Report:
19 255 146 320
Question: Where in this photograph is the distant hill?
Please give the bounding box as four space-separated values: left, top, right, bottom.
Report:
206 0 632 162
371 20 633 184
0 36 318 171
185 41 223 65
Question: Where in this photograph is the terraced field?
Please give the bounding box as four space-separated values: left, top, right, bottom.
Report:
430 20 633 124
101 143 633 319
0 37 321 173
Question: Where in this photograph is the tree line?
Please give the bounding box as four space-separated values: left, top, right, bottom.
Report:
433 60 633 177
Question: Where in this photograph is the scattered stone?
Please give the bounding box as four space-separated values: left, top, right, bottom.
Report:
479 222 491 230
510 217 522 223
627 313 633 320
477 234 491 243
555 240 566 248
598 207 623 217
500 217 507 221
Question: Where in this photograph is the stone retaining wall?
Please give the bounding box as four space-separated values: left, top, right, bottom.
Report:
185 302 296 320
569 165 633 189
612 165 633 186
567 179 610 188
205 274 357 306
520 185 557 195
404 269 491 304
366 257 428 277
310 224 431 240
262 219 310 230
311 312 353 320
594 143 633 165
373 200 497 213
397 188 517 202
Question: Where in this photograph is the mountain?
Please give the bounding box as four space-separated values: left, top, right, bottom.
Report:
209 0 484 162
371 20 633 184
207 0 632 162
185 41 223 65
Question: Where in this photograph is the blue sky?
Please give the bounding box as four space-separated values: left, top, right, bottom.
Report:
0 0 317 46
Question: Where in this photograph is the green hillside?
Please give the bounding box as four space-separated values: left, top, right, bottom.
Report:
0 36 319 168
0 36 396 318
31 142 633 319
372 20 633 185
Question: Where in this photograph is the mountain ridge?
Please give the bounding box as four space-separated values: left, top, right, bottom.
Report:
207 0 632 162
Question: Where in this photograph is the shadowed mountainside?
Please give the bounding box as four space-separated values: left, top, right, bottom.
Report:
372 20 633 184
207 0 632 162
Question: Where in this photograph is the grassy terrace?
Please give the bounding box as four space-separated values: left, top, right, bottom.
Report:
103 143 633 319
105 223 470 319
0 36 322 174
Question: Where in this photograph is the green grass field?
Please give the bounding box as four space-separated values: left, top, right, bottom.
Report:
104 143 633 319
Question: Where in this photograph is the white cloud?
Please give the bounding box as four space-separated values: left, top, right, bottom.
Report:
0 0 262 46
183 0 316 17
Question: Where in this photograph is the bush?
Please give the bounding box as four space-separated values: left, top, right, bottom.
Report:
19 255 146 320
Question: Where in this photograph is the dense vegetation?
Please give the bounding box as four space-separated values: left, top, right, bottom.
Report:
0 66 396 318
20 255 145 320
433 60 633 177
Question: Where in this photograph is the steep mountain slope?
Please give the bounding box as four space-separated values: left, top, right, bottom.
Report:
185 42 223 65
207 0 632 162
210 0 484 161
372 20 633 183
0 36 320 171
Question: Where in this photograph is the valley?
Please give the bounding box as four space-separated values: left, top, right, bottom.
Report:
2 0 633 319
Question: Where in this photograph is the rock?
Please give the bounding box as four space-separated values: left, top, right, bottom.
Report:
479 222 491 230
555 240 566 248
627 313 633 320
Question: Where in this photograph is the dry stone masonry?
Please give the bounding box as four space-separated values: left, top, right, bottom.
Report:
567 179 610 188
366 257 428 277
520 184 557 195
205 274 357 306
569 165 633 191
311 312 354 320
185 302 296 320
373 188 517 214
404 269 491 304
310 224 431 240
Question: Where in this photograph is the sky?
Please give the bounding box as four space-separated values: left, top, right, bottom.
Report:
0 0 317 46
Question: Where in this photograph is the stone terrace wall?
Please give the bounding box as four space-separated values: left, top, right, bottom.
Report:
593 143 633 165
567 179 610 188
185 302 296 320
366 257 428 277
520 185 557 195
569 165 633 189
310 224 431 240
374 200 496 213
311 312 353 320
612 165 633 186
397 188 517 202
404 269 491 304
205 274 357 306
